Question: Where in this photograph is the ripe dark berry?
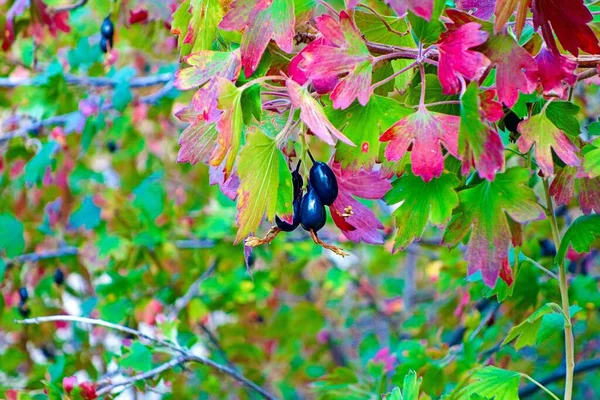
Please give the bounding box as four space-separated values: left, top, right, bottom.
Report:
101 16 114 40
503 110 523 134
54 268 65 285
18 303 30 318
292 161 303 201
106 140 117 153
100 36 109 53
308 156 338 205
300 185 326 232
19 287 28 303
276 197 302 232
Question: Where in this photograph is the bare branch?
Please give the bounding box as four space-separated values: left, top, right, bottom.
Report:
15 315 279 399
0 72 173 89
6 245 77 267
167 260 218 318
53 0 88 12
15 315 183 354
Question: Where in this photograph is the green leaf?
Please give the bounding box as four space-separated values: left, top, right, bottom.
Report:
0 214 25 258
458 367 521 400
216 78 244 177
384 169 459 250
355 11 415 48
133 173 166 221
0 259 5 283
69 196 101 230
24 141 59 187
327 95 412 169
556 214 600 264
388 370 421 400
546 101 580 137
120 342 153 372
538 305 582 344
112 68 136 111
406 74 459 115
235 129 293 242
583 140 600 178
587 121 600 136
443 167 545 287
407 0 445 44
172 0 224 56
502 303 556 349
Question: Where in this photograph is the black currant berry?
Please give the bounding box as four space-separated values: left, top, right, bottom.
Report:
54 268 65 285
308 152 338 206
107 140 117 153
101 16 114 40
292 161 303 200
276 197 302 232
18 303 30 318
100 36 109 53
19 287 28 303
503 110 523 134
300 185 326 232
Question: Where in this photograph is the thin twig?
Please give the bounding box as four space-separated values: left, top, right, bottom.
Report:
0 72 173 89
5 245 78 267
15 315 183 354
168 261 218 318
53 0 88 12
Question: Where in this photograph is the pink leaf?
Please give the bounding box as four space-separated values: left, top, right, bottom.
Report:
286 79 355 146
479 89 504 123
384 0 434 20
437 22 491 95
298 12 373 109
210 165 240 200
288 37 338 94
330 162 391 244
499 257 514 286
579 177 600 215
482 34 537 107
550 166 577 206
219 0 294 77
175 108 219 165
526 46 577 99
380 106 460 182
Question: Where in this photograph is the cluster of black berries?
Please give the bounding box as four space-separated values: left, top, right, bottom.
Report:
100 16 114 53
275 152 338 234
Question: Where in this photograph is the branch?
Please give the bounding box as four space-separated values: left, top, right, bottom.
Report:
15 315 278 399
0 72 173 89
15 315 183 354
519 358 600 398
5 245 77 267
167 260 218 318
53 0 88 12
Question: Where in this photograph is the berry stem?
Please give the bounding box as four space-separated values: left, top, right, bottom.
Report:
309 230 349 257
307 149 316 164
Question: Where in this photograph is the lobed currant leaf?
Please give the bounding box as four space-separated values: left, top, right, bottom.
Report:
171 0 224 57
220 0 294 78
384 168 459 250
526 46 577 99
459 82 505 181
380 106 460 182
532 0 600 56
443 167 545 288
556 215 600 264
286 79 355 146
437 22 490 95
517 106 581 176
235 129 293 243
213 78 244 178
329 163 391 244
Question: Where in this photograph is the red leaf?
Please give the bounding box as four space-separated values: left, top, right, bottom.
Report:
532 0 600 56
526 46 577 99
220 0 295 77
437 22 491 95
380 106 460 182
482 34 537 107
384 0 434 20
499 257 514 286
329 162 391 244
175 107 219 165
78 382 98 400
549 166 577 206
550 166 600 215
288 37 338 94
298 12 373 109
479 89 504 123
579 177 600 215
